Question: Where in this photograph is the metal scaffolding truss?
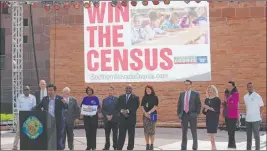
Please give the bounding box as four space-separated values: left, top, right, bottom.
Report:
11 1 24 132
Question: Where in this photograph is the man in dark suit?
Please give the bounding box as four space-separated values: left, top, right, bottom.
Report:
102 86 119 150
117 84 140 150
177 80 201 150
33 84 68 150
62 87 80 150
34 80 47 105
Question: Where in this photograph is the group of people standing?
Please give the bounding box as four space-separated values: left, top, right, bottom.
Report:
12 79 264 150
80 84 158 150
179 80 264 150
12 80 159 151
12 80 80 150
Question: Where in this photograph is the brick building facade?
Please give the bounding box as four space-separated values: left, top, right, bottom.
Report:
1 1 266 126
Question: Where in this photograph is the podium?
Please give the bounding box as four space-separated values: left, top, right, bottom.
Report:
19 111 57 150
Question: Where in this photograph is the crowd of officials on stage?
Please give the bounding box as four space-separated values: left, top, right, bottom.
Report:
12 79 264 150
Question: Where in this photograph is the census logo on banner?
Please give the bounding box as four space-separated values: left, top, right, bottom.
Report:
174 56 208 64
22 116 43 140
84 1 211 82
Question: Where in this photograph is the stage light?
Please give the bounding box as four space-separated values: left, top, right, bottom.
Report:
54 4 60 10
84 2 91 8
93 0 99 8
163 0 170 5
74 3 80 9
121 0 128 7
32 2 38 7
153 0 159 5
111 0 117 7
184 1 191 4
64 2 70 9
3 1 9 8
195 0 201 3
44 5 50 11
131 1 137 7
142 0 148 6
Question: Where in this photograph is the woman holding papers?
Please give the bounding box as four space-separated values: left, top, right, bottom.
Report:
202 85 221 150
141 85 159 150
81 87 102 150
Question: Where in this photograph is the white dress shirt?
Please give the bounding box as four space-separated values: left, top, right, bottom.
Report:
48 97 56 117
17 94 36 111
65 97 70 104
244 92 264 122
40 88 47 100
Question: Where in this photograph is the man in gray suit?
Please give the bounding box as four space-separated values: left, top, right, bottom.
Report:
62 87 80 150
177 80 201 150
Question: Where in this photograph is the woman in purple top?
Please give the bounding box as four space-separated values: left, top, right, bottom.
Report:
225 81 239 149
81 87 101 150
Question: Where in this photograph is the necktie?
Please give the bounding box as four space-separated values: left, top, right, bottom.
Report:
126 94 129 104
184 91 189 113
109 97 112 104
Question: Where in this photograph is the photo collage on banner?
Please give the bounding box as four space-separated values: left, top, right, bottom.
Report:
84 1 211 83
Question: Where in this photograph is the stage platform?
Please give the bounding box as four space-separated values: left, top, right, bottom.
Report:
1 128 266 150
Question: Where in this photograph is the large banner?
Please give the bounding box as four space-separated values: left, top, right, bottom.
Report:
84 1 210 83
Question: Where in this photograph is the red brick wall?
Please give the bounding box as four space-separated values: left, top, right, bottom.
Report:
50 2 266 126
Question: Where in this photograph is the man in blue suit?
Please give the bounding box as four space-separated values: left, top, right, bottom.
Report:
102 86 119 150
34 84 68 150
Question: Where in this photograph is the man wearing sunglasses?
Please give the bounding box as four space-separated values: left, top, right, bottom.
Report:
12 86 36 150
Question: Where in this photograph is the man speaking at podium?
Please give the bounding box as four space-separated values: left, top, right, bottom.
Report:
33 84 68 150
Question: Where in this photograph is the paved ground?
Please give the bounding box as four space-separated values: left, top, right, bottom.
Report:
1 128 266 150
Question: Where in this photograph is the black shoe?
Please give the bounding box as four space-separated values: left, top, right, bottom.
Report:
228 145 236 149
103 148 109 150
86 147 90 150
150 144 154 150
146 144 150 150
69 148 73 150
113 148 117 150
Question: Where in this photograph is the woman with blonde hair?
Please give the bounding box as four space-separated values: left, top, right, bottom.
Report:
202 85 221 150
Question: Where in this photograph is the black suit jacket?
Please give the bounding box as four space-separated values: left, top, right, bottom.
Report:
117 94 140 125
33 95 68 131
177 90 201 119
34 90 41 105
34 90 47 105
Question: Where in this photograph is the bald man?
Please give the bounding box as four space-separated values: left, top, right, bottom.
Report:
34 80 47 104
116 85 140 150
62 87 80 150
12 86 36 150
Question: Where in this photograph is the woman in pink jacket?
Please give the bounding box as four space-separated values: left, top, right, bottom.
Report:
225 81 239 149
